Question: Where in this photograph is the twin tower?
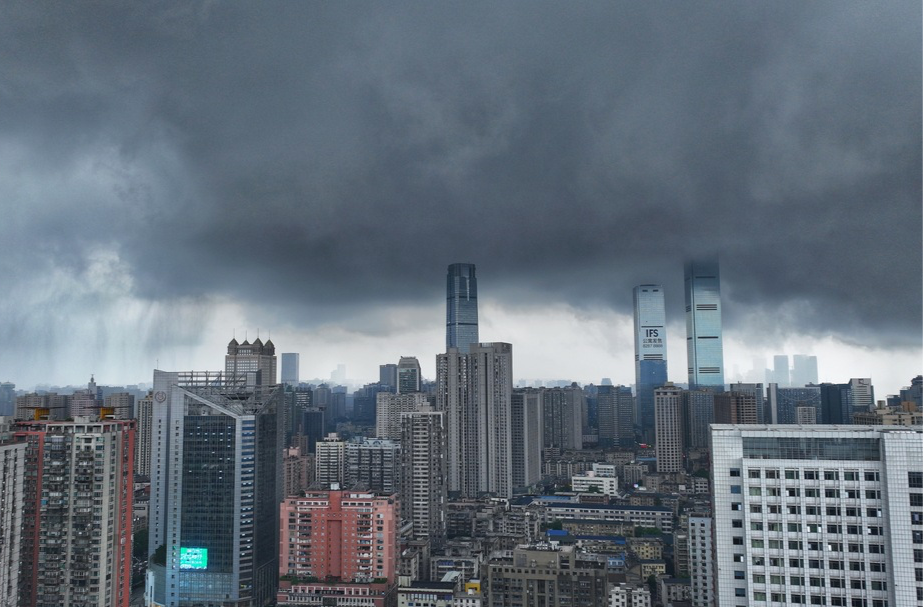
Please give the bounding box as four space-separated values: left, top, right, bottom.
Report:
445 260 725 439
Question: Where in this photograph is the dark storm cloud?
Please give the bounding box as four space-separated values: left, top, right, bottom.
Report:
1 2 920 349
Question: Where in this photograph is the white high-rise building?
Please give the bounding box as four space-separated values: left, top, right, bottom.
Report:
711 425 923 607
315 433 346 487
437 342 514 498
791 355 818 387
848 378 875 416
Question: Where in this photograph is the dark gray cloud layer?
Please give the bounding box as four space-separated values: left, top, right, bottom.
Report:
1 2 920 352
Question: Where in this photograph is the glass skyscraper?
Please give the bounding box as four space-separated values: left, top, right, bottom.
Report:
445 263 479 354
633 284 668 443
684 259 725 390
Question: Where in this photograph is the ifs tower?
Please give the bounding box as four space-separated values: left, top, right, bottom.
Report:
684 259 725 389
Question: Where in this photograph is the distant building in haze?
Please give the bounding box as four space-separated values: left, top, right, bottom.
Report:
445 263 479 354
684 259 724 390
633 284 668 443
379 364 398 390
0 382 15 417
281 353 300 385
791 354 818 386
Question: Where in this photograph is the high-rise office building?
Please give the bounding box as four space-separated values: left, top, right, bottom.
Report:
711 425 923 607
654 383 684 473
818 383 851 425
791 355 818 386
379 364 398 390
278 489 399 607
397 356 422 394
280 353 300 386
633 284 668 443
376 392 429 440
147 370 283 607
445 263 479 354
0 382 15 417
684 259 725 390
134 391 153 476
0 417 25 606
400 409 447 545
345 437 401 494
17 418 134 607
596 385 634 449
766 384 821 424
225 336 277 386
437 342 514 498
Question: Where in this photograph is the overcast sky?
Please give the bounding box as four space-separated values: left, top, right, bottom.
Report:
1 2 920 396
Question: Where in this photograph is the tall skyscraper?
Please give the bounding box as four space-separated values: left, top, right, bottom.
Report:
445 263 479 354
711 424 923 607
17 418 134 607
847 377 875 417
654 383 684 473
280 353 300 385
633 284 668 443
397 356 422 394
225 336 277 386
400 409 448 545
791 354 818 386
437 342 514 498
148 370 283 607
684 259 724 390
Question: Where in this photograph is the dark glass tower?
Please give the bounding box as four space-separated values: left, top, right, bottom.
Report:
446 263 479 354
633 284 668 443
684 259 725 390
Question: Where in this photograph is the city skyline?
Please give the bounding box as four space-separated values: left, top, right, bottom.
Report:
0 3 919 395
